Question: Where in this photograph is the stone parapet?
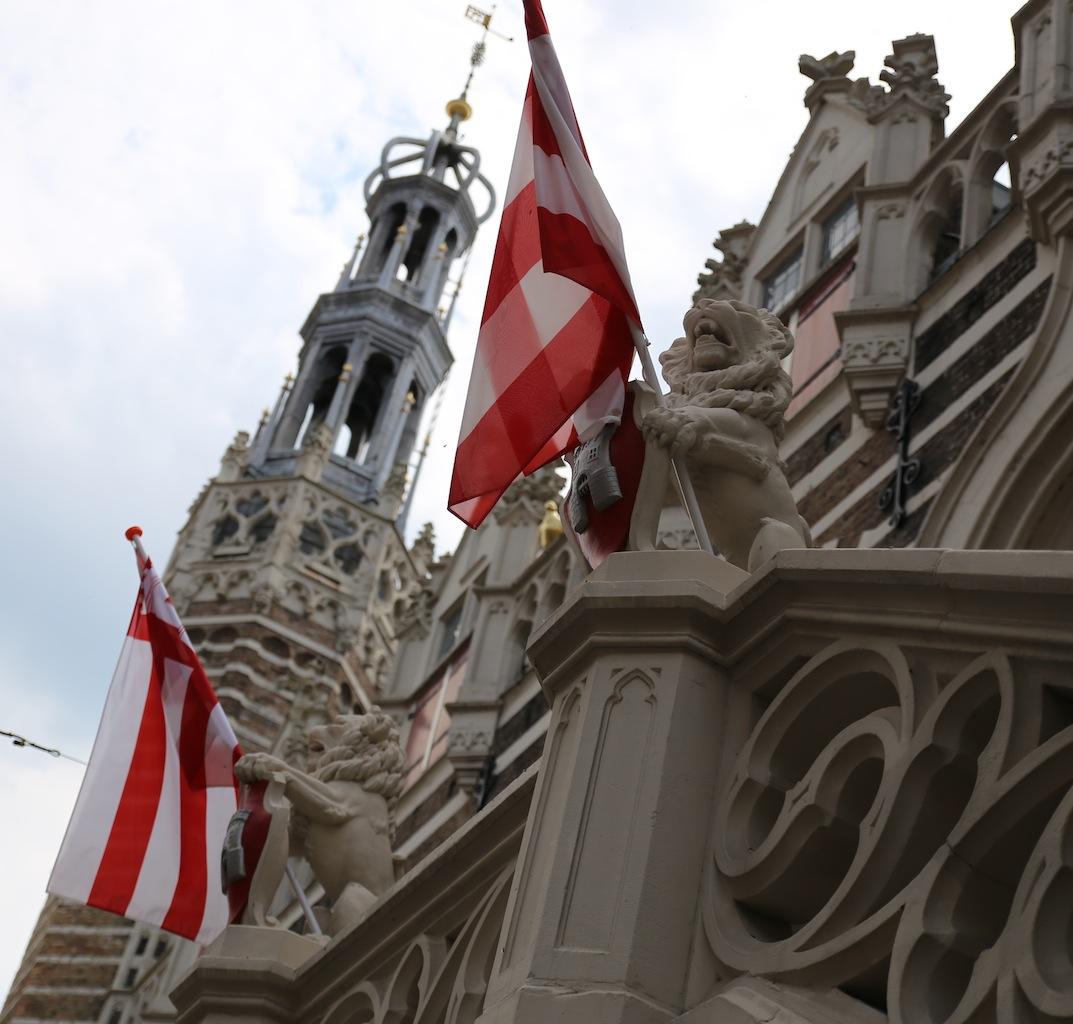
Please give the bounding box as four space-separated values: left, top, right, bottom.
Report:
171 549 1073 1024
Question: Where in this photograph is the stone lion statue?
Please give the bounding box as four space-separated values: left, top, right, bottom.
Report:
235 708 404 936
642 298 811 570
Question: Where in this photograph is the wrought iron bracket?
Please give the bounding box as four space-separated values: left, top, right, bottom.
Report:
878 378 922 528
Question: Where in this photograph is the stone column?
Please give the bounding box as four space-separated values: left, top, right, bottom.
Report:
1012 0 1073 244
371 354 417 491
378 209 417 289
321 361 354 442
835 35 948 427
477 551 749 1024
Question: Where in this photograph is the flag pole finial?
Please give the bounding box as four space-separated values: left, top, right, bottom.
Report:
125 525 149 569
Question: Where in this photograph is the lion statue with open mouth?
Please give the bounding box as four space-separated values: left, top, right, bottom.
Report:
642 298 811 570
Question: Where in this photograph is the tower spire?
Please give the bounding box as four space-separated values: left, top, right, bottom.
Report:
237 22 498 509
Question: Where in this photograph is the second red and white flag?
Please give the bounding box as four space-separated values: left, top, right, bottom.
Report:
48 543 241 943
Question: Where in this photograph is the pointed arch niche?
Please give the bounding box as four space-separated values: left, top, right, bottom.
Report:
964 102 1017 246
909 166 965 294
280 344 347 449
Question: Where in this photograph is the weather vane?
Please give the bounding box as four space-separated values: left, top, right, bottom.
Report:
458 4 513 101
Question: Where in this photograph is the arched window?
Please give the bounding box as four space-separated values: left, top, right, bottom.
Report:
910 168 965 294
991 162 1013 219
342 353 395 462
289 345 347 449
369 202 406 275
964 105 1017 245
442 227 458 261
508 616 534 684
929 181 963 281
505 586 539 687
399 206 440 283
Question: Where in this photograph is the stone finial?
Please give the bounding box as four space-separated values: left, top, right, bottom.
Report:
232 708 404 937
410 522 436 568
218 431 251 482
798 50 856 110
494 462 566 524
849 34 950 120
641 299 812 571
280 689 329 764
395 583 435 638
693 221 755 303
296 421 334 480
799 50 856 81
378 461 409 516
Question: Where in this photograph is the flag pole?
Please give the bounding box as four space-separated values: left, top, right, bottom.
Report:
285 862 323 936
628 323 715 556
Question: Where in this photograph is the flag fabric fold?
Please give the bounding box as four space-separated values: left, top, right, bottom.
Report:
48 554 241 944
449 0 643 528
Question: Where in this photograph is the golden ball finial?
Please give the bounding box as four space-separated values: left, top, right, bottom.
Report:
446 97 473 122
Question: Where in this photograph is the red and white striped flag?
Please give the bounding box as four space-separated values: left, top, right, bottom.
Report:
48 537 241 943
449 0 642 527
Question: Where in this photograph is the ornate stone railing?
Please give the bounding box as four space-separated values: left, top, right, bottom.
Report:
173 548 1073 1024
172 764 533 1024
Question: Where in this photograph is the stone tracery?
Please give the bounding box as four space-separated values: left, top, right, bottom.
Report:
707 639 1073 1022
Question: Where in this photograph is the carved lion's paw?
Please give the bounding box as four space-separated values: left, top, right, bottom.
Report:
235 752 286 783
642 406 697 455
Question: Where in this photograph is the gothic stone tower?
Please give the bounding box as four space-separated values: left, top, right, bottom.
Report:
166 103 495 756
1 101 494 1024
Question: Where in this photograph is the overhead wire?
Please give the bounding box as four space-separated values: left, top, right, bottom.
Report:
1 729 87 766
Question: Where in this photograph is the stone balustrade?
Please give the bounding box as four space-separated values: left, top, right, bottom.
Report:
173 548 1073 1024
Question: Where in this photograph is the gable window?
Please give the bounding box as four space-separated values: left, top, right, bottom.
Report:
821 197 859 267
762 250 802 311
437 602 463 662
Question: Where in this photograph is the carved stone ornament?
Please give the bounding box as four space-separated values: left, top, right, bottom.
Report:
842 336 907 364
378 461 408 514
798 50 856 110
841 333 912 428
493 462 565 524
642 299 812 571
1015 122 1073 244
396 582 435 638
233 708 404 936
693 220 755 303
410 521 436 568
297 421 334 479
447 728 494 756
848 34 950 121
799 49 856 82
707 638 1073 1024
217 431 250 483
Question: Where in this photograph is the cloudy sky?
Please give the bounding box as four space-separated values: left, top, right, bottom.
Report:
0 0 1013 999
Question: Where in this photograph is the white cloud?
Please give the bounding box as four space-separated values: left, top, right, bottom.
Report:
0 0 1015 999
